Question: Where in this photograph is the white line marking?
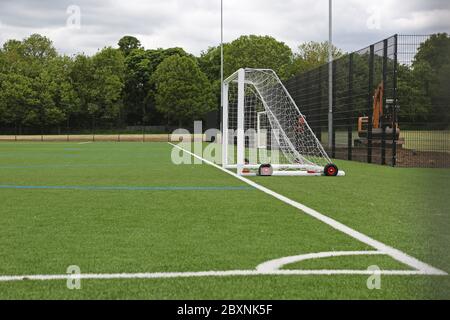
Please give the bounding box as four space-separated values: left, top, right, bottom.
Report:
0 269 442 282
169 143 447 276
78 142 92 145
256 251 386 272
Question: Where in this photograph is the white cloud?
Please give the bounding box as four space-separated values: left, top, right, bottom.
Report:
0 0 449 56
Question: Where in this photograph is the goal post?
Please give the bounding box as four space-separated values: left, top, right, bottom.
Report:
257 111 268 149
222 68 344 177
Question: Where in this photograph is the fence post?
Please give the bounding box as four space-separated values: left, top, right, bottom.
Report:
306 71 310 119
66 118 70 142
367 45 374 164
317 66 322 141
381 39 388 165
347 53 354 161
392 35 398 167
92 117 95 142
332 60 336 158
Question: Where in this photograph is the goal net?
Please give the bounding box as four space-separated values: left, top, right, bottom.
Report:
222 68 343 176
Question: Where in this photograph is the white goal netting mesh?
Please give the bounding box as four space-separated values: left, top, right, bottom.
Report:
224 69 331 171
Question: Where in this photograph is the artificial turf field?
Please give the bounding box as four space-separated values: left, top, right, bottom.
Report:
0 142 449 299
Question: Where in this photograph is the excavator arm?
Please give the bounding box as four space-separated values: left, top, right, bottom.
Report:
372 82 384 129
357 81 400 144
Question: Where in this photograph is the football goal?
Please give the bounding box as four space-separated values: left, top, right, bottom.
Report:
221 68 344 177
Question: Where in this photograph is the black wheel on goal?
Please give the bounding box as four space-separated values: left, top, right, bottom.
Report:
324 163 339 176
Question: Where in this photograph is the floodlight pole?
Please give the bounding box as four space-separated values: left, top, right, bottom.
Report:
220 0 224 93
220 0 225 156
328 0 333 150
220 0 223 126
220 0 228 167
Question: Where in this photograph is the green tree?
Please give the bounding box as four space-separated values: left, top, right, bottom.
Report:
398 63 433 123
70 54 96 127
286 41 343 77
414 33 450 70
0 73 35 131
199 35 294 81
123 48 152 125
22 34 57 60
0 40 25 74
224 35 294 79
118 36 142 57
147 47 191 72
70 48 125 129
151 55 215 126
46 56 79 131
198 45 222 82
197 46 223 107
123 47 191 125
296 41 343 67
21 34 58 79
90 47 125 126
412 33 450 126
198 35 296 112
0 34 75 133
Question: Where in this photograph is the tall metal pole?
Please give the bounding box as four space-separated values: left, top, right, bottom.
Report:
220 0 224 142
328 0 333 150
220 0 224 119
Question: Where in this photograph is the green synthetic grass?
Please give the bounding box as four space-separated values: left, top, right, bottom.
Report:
401 130 450 152
320 130 450 152
0 142 448 299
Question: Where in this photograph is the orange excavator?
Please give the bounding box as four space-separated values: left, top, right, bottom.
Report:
356 82 401 146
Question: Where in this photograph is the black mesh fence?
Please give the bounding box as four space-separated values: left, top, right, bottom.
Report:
0 113 218 143
396 35 450 168
0 124 172 142
285 34 450 168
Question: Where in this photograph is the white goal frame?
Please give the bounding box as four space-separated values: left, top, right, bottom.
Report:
221 68 345 177
257 111 268 149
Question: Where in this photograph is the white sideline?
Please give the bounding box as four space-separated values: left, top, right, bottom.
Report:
256 251 385 272
169 143 447 276
0 269 439 282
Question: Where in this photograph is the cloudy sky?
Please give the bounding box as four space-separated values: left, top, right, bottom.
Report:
0 0 449 56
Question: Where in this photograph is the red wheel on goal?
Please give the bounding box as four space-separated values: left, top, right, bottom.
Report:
324 164 339 176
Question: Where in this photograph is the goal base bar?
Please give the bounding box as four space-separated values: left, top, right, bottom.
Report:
224 164 322 171
240 170 346 177
223 165 346 177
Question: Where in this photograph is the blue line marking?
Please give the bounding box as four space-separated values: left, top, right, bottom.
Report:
0 185 254 191
0 164 129 169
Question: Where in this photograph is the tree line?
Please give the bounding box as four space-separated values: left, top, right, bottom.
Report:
0 34 340 134
1 33 447 134
397 34 450 127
